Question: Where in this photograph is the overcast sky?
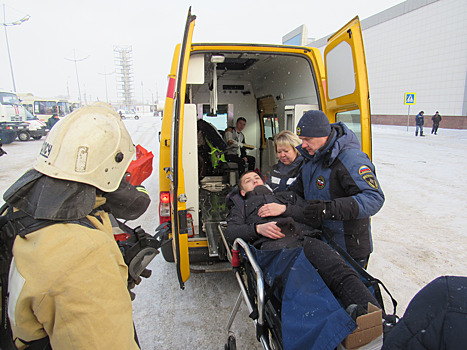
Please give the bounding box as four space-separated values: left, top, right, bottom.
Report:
1 0 404 104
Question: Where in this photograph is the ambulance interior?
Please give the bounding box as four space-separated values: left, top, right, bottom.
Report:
181 50 321 260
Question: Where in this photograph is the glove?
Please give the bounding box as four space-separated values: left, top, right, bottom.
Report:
303 200 330 229
275 217 297 236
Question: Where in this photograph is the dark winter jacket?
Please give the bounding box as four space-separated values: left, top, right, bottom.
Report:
46 115 60 129
432 114 442 125
266 155 303 193
382 276 467 350
288 122 384 260
415 113 424 126
225 185 316 249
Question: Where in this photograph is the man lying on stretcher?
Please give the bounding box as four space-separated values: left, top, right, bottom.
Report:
225 170 381 318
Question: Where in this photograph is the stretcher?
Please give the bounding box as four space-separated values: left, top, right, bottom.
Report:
220 233 398 350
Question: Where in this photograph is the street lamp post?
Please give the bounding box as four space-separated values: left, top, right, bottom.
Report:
99 69 114 104
65 49 89 105
141 81 144 112
2 4 30 92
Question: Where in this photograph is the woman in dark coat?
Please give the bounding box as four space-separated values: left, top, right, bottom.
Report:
266 130 303 193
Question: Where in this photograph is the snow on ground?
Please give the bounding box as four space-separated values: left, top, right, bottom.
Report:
1 118 466 349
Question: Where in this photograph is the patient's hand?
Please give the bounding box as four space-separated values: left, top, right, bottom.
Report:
256 222 285 239
258 203 286 218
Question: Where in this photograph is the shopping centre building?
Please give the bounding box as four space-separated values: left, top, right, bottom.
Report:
284 0 467 128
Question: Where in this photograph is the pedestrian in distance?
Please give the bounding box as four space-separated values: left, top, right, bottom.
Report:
431 111 442 135
415 111 425 136
45 113 60 130
288 110 385 268
266 130 303 193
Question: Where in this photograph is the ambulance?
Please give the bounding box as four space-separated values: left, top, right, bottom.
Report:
159 8 372 288
0 91 28 144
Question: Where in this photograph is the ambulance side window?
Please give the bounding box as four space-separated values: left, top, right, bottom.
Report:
336 110 362 144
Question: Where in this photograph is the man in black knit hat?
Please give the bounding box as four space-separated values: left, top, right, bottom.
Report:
260 110 385 268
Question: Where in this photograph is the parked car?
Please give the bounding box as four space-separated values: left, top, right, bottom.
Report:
118 109 140 120
17 110 49 141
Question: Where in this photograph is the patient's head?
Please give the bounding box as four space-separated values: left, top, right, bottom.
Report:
239 171 264 196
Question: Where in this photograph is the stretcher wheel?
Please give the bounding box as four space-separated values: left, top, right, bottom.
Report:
224 335 236 350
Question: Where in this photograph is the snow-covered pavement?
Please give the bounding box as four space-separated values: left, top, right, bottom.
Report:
1 117 466 349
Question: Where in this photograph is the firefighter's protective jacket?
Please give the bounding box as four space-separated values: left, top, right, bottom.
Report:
8 198 139 349
3 169 140 349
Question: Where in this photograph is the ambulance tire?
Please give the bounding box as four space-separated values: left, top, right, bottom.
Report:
134 115 139 120
161 242 175 262
32 135 42 140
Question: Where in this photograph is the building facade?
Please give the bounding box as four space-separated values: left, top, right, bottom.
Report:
301 0 467 128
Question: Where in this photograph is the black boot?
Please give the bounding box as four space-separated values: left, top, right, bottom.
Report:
415 131 418 136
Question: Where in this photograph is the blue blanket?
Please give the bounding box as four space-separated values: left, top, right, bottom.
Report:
249 246 356 350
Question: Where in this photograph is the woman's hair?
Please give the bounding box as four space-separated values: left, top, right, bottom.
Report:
274 130 301 153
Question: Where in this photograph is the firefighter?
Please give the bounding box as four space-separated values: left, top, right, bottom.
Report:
3 103 142 349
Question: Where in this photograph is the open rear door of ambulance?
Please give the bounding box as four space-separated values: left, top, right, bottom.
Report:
324 17 372 159
171 8 196 289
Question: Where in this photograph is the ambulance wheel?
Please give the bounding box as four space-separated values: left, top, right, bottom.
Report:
18 131 30 142
225 335 236 350
134 115 140 120
32 135 42 140
161 242 175 262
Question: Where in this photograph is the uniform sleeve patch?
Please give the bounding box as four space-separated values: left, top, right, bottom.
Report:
359 165 372 175
316 176 326 190
362 174 379 189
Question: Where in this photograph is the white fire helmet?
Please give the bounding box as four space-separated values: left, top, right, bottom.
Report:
34 103 135 192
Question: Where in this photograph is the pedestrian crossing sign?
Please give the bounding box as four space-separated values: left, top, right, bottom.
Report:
404 93 416 105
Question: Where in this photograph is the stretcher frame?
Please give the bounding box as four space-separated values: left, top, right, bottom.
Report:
223 236 281 350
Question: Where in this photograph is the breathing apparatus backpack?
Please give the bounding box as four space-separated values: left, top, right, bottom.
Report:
0 203 162 349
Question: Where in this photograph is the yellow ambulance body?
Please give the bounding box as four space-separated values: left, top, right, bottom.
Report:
159 9 372 288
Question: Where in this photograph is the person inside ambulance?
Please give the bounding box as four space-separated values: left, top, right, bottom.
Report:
3 103 147 349
224 117 256 175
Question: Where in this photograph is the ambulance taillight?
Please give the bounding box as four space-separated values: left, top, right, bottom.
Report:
159 191 170 223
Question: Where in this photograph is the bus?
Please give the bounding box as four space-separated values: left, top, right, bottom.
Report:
19 95 71 122
159 9 372 288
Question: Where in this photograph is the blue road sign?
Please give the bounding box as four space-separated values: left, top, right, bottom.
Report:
404 93 416 105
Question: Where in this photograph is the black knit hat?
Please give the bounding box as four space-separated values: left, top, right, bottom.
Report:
296 110 331 138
